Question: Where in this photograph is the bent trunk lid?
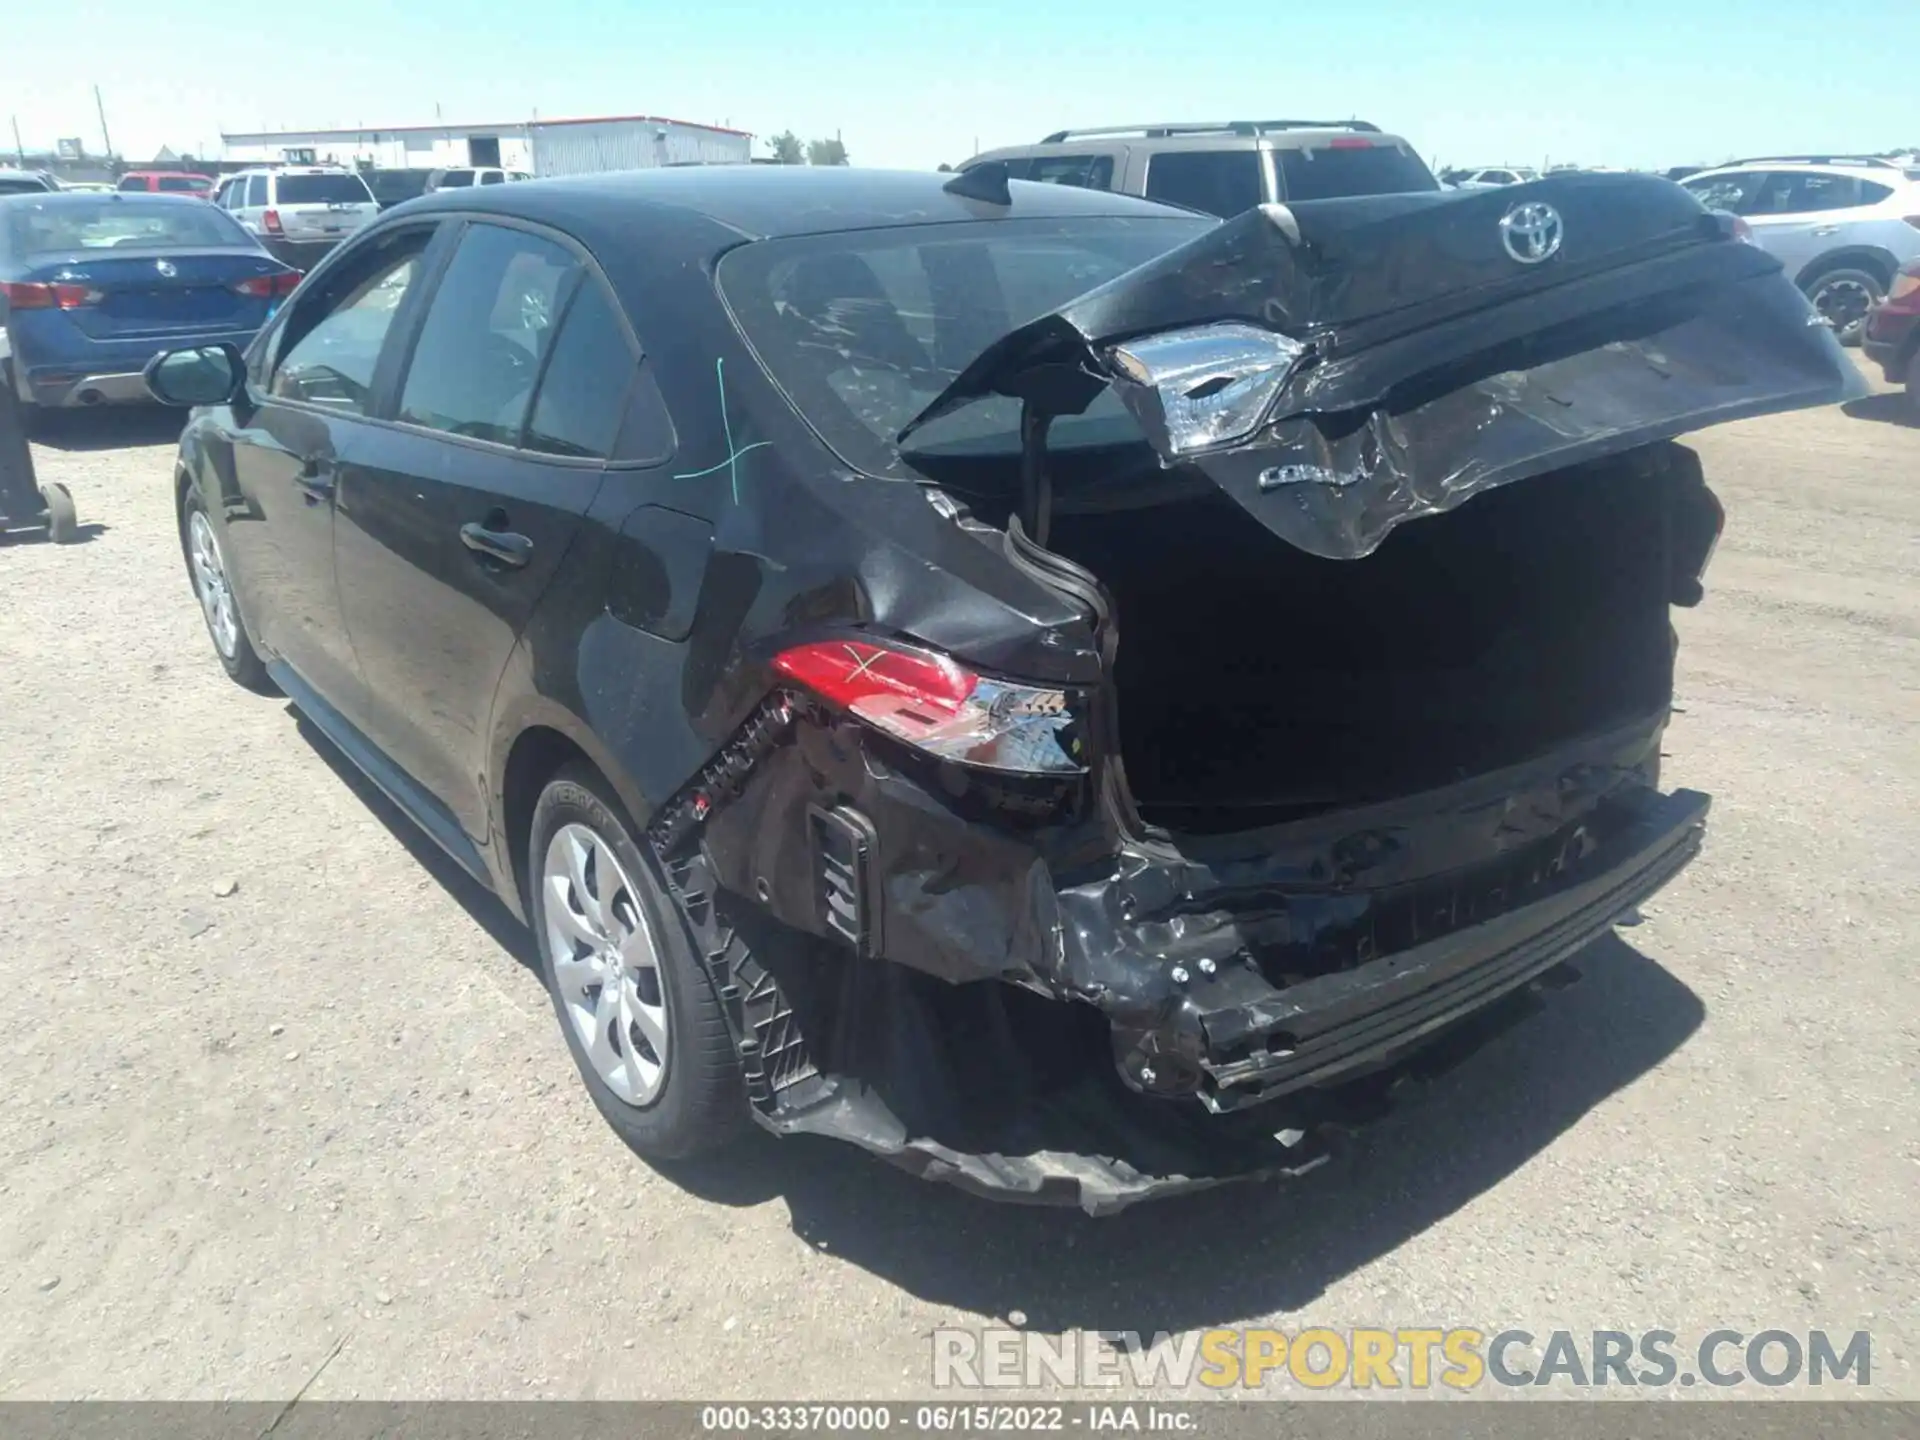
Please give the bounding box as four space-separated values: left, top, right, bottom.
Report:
903 173 1865 559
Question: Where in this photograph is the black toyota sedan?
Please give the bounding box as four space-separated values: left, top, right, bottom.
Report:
145 166 1859 1212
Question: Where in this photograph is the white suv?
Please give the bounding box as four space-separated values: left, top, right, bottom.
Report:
1680 157 1920 341
426 167 531 191
211 166 378 262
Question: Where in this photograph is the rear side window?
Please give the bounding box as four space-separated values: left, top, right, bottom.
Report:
0 178 51 195
480 170 505 185
1143 151 1264 217
397 222 576 444
1750 172 1885 214
1027 154 1115 190
116 176 146 192
245 175 268 207
276 174 372 205
523 279 637 459
437 171 474 188
1276 144 1439 201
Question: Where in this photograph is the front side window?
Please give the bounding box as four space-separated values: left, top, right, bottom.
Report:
269 229 431 412
396 222 577 444
1143 151 1265 217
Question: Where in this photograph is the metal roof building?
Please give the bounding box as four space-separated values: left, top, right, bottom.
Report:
219 114 752 176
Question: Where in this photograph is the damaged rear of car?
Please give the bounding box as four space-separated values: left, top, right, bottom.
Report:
645 173 1860 1212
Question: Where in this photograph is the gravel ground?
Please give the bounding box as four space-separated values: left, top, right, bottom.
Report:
1 364 1914 1401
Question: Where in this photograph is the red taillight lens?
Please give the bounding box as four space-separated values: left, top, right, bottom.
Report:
1326 137 1375 149
775 639 977 730
231 270 302 298
262 208 284 235
773 637 1085 774
0 280 102 309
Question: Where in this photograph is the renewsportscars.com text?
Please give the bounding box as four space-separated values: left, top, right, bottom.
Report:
931 1327 1872 1391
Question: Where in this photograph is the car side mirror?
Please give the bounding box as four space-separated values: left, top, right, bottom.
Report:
144 344 245 407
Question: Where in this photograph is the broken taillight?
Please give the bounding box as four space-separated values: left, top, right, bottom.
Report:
773 638 1085 774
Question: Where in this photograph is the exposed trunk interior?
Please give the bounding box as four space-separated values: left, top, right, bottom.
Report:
1043 454 1679 834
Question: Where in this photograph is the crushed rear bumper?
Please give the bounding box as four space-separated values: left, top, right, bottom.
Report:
654 701 1709 1213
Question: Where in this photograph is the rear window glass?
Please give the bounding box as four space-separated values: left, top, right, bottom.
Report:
1276 144 1439 201
157 175 210 193
366 171 433 205
1143 152 1265 217
4 197 256 254
276 174 372 205
718 214 1215 481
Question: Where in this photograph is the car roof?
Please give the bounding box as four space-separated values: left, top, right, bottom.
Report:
0 189 211 206
1687 159 1917 180
400 165 1195 246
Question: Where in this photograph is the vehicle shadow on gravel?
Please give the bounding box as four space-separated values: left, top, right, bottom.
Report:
27 407 187 452
288 704 1706 1333
670 934 1704 1334
1841 393 1917 428
290 711 540 970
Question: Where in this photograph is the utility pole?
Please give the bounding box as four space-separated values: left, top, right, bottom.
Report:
94 85 114 162
10 115 25 169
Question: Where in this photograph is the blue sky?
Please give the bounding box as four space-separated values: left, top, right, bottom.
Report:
10 0 1915 172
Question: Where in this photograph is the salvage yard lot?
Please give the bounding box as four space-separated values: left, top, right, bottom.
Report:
1 363 1915 1400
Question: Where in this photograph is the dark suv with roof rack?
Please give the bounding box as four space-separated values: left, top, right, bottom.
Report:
962 119 1439 217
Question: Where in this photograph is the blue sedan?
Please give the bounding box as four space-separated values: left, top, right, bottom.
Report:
0 191 299 414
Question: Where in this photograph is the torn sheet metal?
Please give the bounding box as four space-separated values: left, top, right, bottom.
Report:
901 173 1865 559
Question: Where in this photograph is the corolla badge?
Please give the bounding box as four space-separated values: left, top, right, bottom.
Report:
154 259 178 277
1499 202 1563 264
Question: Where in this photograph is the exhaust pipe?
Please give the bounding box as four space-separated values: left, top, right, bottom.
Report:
77 389 104 407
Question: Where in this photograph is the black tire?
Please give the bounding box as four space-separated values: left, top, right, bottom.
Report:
528 763 750 1159
1906 349 1920 425
1803 266 1885 346
180 490 274 693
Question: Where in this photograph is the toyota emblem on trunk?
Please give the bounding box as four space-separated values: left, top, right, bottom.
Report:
1500 202 1563 264
154 259 177 277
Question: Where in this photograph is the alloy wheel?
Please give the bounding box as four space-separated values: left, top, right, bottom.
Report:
542 822 670 1106
1812 276 1875 339
188 510 240 658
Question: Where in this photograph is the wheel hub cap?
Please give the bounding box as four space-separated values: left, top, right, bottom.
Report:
542 823 669 1106
187 511 239 659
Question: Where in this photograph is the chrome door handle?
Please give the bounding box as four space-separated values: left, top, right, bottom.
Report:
460 522 533 568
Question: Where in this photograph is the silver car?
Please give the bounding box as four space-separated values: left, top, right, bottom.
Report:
1681 156 1920 341
211 166 378 266
964 120 1438 218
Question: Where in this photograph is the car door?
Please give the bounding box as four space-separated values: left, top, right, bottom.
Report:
1748 171 1883 280
221 223 442 714
331 218 632 840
